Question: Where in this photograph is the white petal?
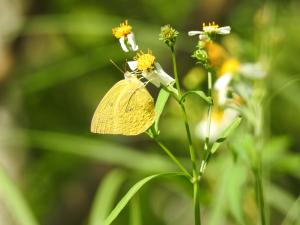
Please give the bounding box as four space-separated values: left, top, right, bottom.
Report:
127 33 139 51
127 61 138 71
239 63 266 79
119 36 128 52
216 89 228 105
188 31 202 36
154 63 175 86
214 73 233 90
142 71 160 87
195 119 218 141
217 26 231 35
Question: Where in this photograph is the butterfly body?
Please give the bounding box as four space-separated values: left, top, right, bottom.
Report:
91 76 155 135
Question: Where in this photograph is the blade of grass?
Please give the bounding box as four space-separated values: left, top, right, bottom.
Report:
129 196 142 225
26 130 176 173
0 166 39 225
89 169 127 225
104 173 183 225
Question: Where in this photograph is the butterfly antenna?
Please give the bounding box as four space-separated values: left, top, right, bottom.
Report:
110 59 125 73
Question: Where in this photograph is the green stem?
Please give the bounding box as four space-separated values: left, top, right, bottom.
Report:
201 70 213 175
171 47 182 96
153 137 192 179
171 48 201 225
194 180 201 225
205 70 213 149
255 155 266 225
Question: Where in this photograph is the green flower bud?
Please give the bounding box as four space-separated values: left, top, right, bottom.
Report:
159 24 179 49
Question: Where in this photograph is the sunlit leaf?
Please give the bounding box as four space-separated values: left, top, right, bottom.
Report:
154 88 170 133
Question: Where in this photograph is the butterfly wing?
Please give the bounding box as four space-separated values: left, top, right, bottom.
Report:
91 77 155 135
114 78 155 135
91 79 129 134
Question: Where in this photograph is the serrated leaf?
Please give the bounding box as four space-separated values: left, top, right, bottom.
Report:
104 173 183 225
180 90 212 105
211 117 242 154
89 169 126 225
154 89 170 132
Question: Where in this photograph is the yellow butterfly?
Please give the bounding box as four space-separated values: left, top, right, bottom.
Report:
91 72 155 136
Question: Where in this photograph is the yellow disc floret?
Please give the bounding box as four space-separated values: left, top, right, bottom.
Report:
203 21 219 33
112 20 132 39
134 50 156 71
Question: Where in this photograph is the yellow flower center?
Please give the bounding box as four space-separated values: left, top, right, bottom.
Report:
219 58 240 76
203 21 219 32
212 109 224 123
112 20 132 39
134 50 156 71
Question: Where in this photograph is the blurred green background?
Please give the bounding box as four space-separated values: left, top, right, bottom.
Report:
0 0 299 225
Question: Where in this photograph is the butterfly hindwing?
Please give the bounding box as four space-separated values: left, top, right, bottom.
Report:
91 80 128 134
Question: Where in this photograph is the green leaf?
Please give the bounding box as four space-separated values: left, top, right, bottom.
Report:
211 117 242 154
27 130 175 173
89 170 127 225
266 184 296 216
281 196 300 225
104 173 183 225
154 89 170 133
129 196 142 225
180 90 212 105
227 164 246 225
0 166 39 225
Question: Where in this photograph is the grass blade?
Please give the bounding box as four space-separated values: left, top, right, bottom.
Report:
104 173 183 225
0 166 39 225
89 169 127 225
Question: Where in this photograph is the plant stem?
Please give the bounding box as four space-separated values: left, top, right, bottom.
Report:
153 137 192 179
255 154 266 225
171 47 182 96
171 48 201 225
205 70 213 151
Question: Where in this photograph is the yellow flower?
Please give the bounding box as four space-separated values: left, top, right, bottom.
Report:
134 50 156 71
205 41 228 68
112 20 132 39
219 58 240 77
128 50 174 87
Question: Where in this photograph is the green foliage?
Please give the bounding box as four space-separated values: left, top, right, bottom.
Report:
0 167 39 225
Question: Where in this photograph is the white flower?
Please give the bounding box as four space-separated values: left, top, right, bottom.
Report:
214 73 233 105
196 108 239 142
112 20 139 52
128 50 175 87
239 63 266 79
128 61 174 87
188 22 231 40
